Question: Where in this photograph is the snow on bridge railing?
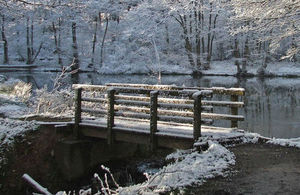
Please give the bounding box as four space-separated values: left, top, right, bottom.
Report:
105 83 245 96
104 83 245 128
72 83 245 149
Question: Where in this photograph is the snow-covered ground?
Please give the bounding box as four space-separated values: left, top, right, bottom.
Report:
203 60 300 76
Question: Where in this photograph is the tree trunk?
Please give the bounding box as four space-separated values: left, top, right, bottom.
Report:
31 19 34 58
52 19 62 66
195 9 201 68
90 16 98 68
180 15 196 68
209 13 218 64
201 0 205 54
72 22 79 71
26 17 32 64
152 38 161 84
242 37 249 74
234 38 241 75
58 18 62 65
100 16 108 66
206 3 212 65
165 24 169 54
1 15 8 64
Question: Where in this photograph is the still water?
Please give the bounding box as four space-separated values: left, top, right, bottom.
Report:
2 71 300 139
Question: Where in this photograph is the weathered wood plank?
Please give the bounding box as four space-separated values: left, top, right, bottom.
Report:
115 99 150 107
114 87 198 97
81 97 107 103
74 88 82 138
158 115 193 124
107 88 115 145
73 84 107 91
201 113 244 121
202 100 244 108
115 94 243 107
231 95 239 127
158 103 193 110
193 91 202 140
106 83 245 96
81 108 107 115
115 95 150 102
115 111 150 120
106 83 181 90
150 91 158 151
210 87 245 96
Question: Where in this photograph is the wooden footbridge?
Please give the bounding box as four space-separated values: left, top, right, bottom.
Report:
61 83 245 150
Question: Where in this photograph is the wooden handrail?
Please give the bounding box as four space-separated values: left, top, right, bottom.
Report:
106 83 245 96
73 83 245 96
72 83 245 147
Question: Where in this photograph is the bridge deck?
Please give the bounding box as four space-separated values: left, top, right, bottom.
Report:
67 117 244 149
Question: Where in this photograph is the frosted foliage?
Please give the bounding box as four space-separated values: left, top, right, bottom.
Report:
11 81 32 102
1 0 298 74
230 0 300 58
34 87 73 115
0 79 32 102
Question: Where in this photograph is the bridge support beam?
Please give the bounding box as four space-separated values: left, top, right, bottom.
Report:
150 91 158 151
107 88 116 145
55 139 139 181
193 91 202 141
74 88 82 138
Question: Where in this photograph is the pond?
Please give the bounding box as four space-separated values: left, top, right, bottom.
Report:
2 71 300 139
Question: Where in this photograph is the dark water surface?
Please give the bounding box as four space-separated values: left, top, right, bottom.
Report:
2 71 300 139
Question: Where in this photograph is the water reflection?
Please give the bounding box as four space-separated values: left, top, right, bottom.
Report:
1 71 299 139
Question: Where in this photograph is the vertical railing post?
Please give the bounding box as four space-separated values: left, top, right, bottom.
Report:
74 88 82 138
192 91 202 141
231 95 238 128
107 88 116 145
150 90 158 151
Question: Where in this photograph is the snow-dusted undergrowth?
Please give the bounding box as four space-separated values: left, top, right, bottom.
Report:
34 87 73 115
0 118 38 164
0 78 32 102
0 78 32 118
118 141 235 194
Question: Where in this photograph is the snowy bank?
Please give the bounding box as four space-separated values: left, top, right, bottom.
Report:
118 141 235 194
2 60 299 77
202 60 300 77
267 138 300 148
0 118 38 164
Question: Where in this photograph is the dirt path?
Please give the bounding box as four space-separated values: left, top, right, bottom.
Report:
188 143 300 195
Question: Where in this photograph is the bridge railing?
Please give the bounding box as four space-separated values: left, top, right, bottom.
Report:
72 83 245 149
106 83 245 128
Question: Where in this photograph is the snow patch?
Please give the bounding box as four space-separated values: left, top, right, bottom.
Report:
241 132 265 144
119 141 235 194
0 102 29 118
267 138 300 148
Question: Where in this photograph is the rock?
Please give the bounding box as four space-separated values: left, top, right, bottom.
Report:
0 75 7 83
